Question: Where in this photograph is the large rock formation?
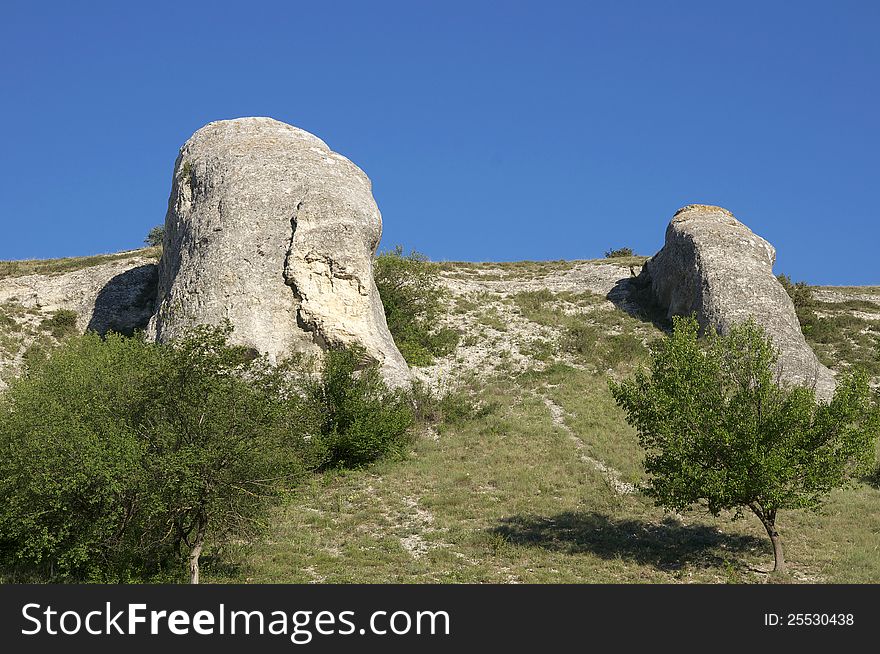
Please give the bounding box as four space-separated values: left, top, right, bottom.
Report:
146 117 410 387
635 204 836 399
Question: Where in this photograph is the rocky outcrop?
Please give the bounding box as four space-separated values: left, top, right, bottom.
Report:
0 255 157 336
147 117 410 387
0 255 158 389
634 204 836 400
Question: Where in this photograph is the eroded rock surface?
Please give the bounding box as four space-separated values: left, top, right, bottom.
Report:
0 256 157 336
634 204 835 399
147 117 410 387
0 255 158 388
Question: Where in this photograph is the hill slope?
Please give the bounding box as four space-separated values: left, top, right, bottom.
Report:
0 253 878 582
217 258 880 583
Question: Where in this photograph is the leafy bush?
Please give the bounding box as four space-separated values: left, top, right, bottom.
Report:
305 346 414 469
0 326 318 583
610 315 879 572
407 379 494 428
144 225 165 247
776 274 843 342
777 274 815 312
602 332 647 368
604 247 634 258
374 246 460 366
40 309 78 338
562 323 598 356
512 289 555 314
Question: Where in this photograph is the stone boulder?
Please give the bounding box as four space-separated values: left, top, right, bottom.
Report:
147 117 410 387
635 204 835 400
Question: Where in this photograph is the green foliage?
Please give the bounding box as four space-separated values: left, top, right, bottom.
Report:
562 323 598 356
778 275 880 376
374 246 460 366
0 326 317 582
40 308 78 338
602 332 648 369
510 290 649 370
604 247 634 258
20 336 52 369
610 315 878 570
777 274 826 338
144 225 165 247
407 379 496 429
0 312 18 332
777 274 815 312
305 346 414 469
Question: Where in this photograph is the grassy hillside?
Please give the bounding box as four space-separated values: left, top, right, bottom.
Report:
0 253 877 583
204 260 880 584
0 247 160 280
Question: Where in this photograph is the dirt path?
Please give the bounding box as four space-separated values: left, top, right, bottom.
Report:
539 393 636 495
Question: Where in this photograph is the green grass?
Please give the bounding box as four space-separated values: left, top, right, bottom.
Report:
437 256 650 280
0 247 160 280
2 255 877 583
509 289 654 370
779 278 880 379
204 359 880 584
40 309 78 338
477 308 508 332
803 309 880 377
200 266 880 584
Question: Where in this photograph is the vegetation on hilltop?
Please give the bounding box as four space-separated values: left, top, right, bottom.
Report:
604 247 634 258
0 247 161 280
779 273 880 377
144 225 164 247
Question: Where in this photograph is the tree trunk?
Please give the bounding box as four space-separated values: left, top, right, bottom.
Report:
751 504 785 572
188 521 205 584
768 529 785 573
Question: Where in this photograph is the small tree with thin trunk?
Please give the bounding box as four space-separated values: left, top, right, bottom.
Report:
609 315 877 572
137 323 320 583
144 225 164 247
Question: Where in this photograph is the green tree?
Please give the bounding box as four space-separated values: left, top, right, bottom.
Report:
609 315 878 572
0 325 318 583
144 225 165 247
305 346 414 469
604 247 634 258
133 324 320 583
374 246 459 366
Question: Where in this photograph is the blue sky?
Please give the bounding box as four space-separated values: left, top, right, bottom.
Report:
1 1 877 284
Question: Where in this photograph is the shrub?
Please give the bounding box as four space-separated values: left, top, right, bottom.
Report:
562 323 598 356
40 308 78 338
0 326 317 583
604 247 634 258
0 312 18 331
513 289 555 314
374 246 460 366
602 332 647 368
144 225 165 247
610 315 879 572
777 274 815 311
305 346 414 469
775 274 847 344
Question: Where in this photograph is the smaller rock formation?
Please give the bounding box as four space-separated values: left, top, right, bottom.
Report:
0 254 158 389
635 204 836 399
0 256 157 336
